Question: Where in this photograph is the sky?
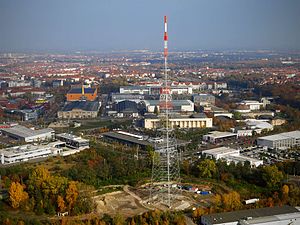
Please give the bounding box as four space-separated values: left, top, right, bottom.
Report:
0 0 300 52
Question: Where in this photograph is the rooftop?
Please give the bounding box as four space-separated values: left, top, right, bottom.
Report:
68 87 96 94
61 101 100 112
258 130 300 141
56 133 89 143
204 131 237 138
202 205 299 224
0 125 54 138
202 147 239 155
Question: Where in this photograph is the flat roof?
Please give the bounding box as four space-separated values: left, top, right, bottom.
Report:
258 130 300 141
239 212 300 224
146 100 193 107
0 125 54 138
0 141 65 157
103 131 152 147
56 133 89 143
202 147 239 155
202 206 299 224
204 131 237 139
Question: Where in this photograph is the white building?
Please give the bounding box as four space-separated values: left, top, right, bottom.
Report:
143 116 213 129
143 100 194 113
240 100 264 111
257 130 300 150
0 125 54 143
245 119 273 134
0 134 90 165
202 146 263 167
0 141 65 165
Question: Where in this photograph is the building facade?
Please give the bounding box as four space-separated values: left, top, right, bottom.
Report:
144 117 213 129
66 86 97 101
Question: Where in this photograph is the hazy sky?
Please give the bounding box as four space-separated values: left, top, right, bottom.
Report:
0 0 300 52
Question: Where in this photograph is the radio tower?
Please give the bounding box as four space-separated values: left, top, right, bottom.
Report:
150 16 181 208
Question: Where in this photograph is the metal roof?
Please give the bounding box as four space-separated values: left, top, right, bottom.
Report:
202 206 298 224
0 125 54 138
258 130 300 141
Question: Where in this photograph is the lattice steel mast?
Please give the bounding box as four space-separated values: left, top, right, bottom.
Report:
150 16 181 208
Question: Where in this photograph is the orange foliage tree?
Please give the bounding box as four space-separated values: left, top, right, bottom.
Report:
9 181 29 209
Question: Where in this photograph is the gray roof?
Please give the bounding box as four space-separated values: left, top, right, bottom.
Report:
62 101 100 112
258 130 300 141
0 125 54 138
202 206 298 224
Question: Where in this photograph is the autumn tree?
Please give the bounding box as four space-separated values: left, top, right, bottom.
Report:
9 181 29 209
222 191 241 211
262 165 284 188
197 159 217 178
57 195 66 212
281 184 289 203
66 181 79 213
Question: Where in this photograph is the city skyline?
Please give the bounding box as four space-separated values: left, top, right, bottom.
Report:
1 0 300 52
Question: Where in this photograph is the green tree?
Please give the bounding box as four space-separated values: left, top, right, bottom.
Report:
197 159 217 178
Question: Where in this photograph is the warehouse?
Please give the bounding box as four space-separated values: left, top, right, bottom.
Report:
0 125 54 143
257 130 300 150
201 205 300 225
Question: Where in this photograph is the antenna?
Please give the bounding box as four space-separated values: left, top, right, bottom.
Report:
150 16 181 209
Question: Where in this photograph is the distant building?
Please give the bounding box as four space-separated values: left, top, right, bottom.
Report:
0 125 54 143
58 101 100 119
201 205 300 225
143 100 194 113
119 85 193 95
192 93 215 106
238 100 264 111
111 93 144 103
202 146 263 167
257 130 300 150
66 86 97 101
203 131 237 144
144 115 212 129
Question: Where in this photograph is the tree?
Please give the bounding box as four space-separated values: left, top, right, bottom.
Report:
66 181 78 213
197 159 217 178
9 182 29 209
222 191 241 211
262 165 284 188
281 184 289 203
57 195 66 212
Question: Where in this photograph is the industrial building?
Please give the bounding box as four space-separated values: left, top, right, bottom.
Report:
203 131 237 144
143 115 213 129
257 130 300 150
0 125 54 143
66 86 97 101
201 205 300 225
55 133 89 149
58 101 100 119
202 146 263 167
